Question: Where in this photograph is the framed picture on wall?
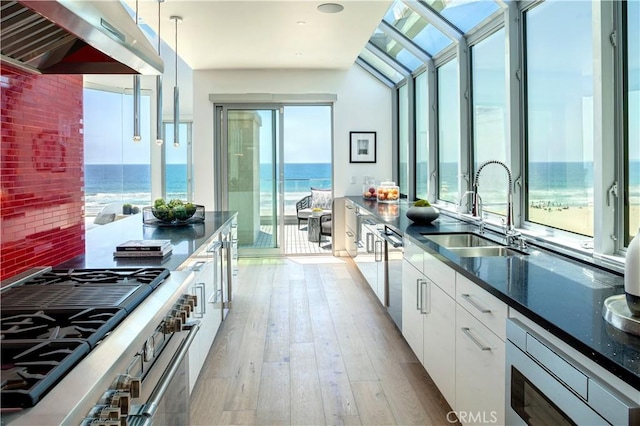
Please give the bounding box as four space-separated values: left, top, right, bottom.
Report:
349 131 376 163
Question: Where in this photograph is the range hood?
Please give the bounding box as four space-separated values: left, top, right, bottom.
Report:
0 0 163 74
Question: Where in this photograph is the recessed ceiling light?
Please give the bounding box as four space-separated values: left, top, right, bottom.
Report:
297 20 307 25
317 3 344 13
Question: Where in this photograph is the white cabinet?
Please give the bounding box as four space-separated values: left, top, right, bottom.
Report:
401 242 508 425
182 236 224 395
455 272 506 426
456 273 508 341
401 258 456 408
455 304 505 426
402 259 424 362
422 279 456 407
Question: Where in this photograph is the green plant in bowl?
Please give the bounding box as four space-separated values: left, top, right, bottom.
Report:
414 199 431 207
152 198 197 223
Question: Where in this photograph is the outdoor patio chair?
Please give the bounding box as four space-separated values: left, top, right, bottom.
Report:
319 213 332 246
296 188 332 229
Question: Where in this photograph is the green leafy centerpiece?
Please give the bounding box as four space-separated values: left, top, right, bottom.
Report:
406 199 440 224
143 198 204 226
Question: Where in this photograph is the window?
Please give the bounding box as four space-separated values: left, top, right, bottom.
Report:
370 28 423 72
163 122 192 201
437 58 459 204
416 71 429 200
472 28 508 216
423 0 500 33
83 87 151 217
383 0 454 55
625 0 640 245
524 1 593 237
399 84 410 196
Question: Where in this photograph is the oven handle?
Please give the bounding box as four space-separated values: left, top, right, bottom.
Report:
139 321 201 419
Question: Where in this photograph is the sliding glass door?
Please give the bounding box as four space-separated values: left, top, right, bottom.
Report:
216 106 283 255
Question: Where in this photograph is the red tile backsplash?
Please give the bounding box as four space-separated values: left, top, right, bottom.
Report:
1 63 85 282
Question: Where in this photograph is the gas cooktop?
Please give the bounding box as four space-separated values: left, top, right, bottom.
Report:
0 267 170 410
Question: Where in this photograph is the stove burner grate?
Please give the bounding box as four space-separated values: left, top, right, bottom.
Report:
26 268 170 288
1 308 127 347
0 340 90 408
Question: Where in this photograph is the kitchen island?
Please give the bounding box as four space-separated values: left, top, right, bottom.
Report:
347 197 639 397
1 211 238 425
58 211 237 270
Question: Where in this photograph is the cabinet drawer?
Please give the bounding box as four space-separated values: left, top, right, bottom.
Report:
403 236 424 272
424 252 455 298
456 273 507 341
455 304 505 426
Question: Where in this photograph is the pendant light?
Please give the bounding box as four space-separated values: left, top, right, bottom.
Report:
132 0 141 143
170 15 182 148
155 0 164 146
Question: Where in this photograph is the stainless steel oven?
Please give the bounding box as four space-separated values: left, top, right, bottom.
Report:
506 318 639 425
126 321 200 426
1 270 201 426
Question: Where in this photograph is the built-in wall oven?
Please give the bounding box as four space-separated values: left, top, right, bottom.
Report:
506 318 639 425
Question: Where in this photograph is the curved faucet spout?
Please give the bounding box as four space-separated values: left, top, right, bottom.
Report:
473 160 515 233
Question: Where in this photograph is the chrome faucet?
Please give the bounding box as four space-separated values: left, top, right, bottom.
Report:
458 191 485 233
472 160 520 244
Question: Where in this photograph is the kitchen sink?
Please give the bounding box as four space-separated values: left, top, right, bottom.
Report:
422 233 497 248
421 232 528 257
445 246 519 257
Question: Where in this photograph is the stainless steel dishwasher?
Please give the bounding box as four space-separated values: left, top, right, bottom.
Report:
381 226 403 331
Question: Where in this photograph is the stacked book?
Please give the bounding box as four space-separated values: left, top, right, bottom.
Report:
114 240 173 258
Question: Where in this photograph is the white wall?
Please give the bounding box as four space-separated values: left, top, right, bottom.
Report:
191 65 392 209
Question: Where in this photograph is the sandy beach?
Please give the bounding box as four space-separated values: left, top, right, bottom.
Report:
528 205 639 238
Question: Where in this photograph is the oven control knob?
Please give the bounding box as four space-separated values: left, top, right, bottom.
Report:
176 307 188 322
98 390 130 415
114 374 141 398
163 315 183 333
86 404 121 419
184 294 197 309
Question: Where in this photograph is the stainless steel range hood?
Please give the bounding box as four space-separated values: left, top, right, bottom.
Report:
1 0 163 75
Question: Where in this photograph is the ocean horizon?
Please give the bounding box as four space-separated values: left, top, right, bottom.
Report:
84 161 639 215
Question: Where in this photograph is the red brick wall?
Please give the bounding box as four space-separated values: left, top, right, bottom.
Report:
1 64 85 281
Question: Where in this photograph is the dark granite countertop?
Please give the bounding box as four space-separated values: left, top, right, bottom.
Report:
57 211 237 271
347 197 639 391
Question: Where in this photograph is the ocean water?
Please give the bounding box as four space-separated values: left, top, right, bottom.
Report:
438 161 639 207
85 163 332 215
84 161 638 215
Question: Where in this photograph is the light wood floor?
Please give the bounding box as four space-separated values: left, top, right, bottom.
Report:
190 257 456 425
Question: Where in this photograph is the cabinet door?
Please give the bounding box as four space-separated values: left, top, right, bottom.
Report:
422 280 456 408
402 259 424 363
455 304 505 426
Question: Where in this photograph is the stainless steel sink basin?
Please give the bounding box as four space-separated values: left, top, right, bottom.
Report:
422 233 497 248
446 246 518 257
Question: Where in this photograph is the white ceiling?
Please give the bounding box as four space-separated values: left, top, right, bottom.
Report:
130 0 392 71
